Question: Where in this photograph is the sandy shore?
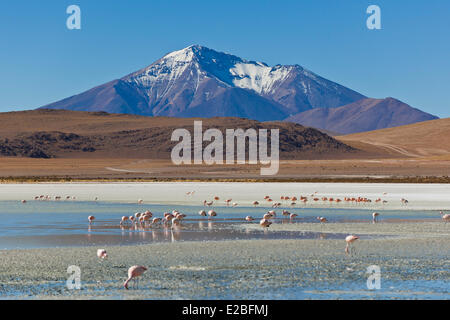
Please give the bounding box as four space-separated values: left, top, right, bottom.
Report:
0 221 448 299
1 182 449 210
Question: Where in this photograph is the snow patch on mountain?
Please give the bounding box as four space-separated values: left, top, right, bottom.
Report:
230 63 292 94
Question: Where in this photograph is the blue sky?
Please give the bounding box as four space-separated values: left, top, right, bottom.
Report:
1 0 449 117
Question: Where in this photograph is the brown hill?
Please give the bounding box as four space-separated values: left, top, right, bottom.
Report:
337 117 450 158
0 109 363 160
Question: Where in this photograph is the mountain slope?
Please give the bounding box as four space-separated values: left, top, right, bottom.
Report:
285 98 438 134
41 45 366 120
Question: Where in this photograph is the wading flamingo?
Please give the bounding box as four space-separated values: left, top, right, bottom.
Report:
88 216 95 224
245 216 254 221
120 216 129 226
263 213 273 220
208 210 217 218
372 212 380 223
172 217 181 227
345 235 359 255
260 218 272 228
317 217 328 223
440 211 450 222
199 210 207 217
124 266 147 290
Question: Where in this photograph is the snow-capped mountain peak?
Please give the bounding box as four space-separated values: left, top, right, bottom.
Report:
41 45 367 120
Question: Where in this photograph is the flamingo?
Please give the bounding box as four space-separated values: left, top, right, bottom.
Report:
245 216 254 222
199 210 207 217
120 216 129 226
263 213 273 220
138 199 144 204
345 235 359 255
260 218 272 228
290 213 298 220
252 201 259 207
88 216 95 224
176 213 186 220
208 210 217 218
152 217 161 224
172 217 181 227
124 266 147 290
21 200 27 204
97 249 108 259
144 210 153 218
440 211 450 222
317 216 327 223
372 212 380 223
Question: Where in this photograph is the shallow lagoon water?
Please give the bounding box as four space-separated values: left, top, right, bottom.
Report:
0 188 448 300
0 200 441 249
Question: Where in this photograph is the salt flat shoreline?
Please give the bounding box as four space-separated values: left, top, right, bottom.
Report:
0 182 449 210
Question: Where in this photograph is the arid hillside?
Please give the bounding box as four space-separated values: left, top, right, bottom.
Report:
337 118 450 158
0 109 365 160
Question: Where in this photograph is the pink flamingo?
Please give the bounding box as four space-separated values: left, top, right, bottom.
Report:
317 216 328 223
172 217 181 227
208 210 217 218
124 266 147 290
290 213 298 220
260 218 272 228
345 235 359 255
199 210 207 217
263 213 274 220
252 201 259 207
88 216 95 224
152 217 161 224
245 216 254 221
97 249 108 259
440 211 450 222
120 216 129 226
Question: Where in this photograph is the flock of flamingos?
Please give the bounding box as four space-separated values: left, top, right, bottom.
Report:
21 191 450 289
